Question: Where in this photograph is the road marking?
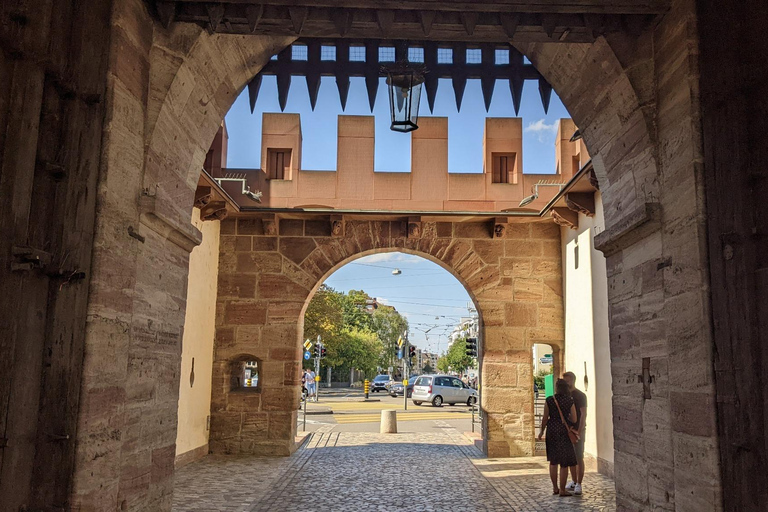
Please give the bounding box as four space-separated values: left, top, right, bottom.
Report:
333 412 470 424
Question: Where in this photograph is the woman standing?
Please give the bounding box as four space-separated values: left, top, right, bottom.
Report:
537 378 579 497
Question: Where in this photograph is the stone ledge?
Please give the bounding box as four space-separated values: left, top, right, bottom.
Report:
140 193 203 252
595 202 660 256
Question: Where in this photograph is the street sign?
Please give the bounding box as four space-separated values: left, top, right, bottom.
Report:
303 339 313 350
544 353 552 357
540 357 553 364
304 351 311 360
397 349 402 359
397 336 404 348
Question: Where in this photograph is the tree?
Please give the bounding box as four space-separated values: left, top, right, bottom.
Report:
371 305 408 369
302 286 408 379
322 327 382 379
445 337 474 374
437 355 450 374
422 362 434 374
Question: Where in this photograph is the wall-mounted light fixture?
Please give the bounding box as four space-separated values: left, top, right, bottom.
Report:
518 180 567 207
214 177 262 203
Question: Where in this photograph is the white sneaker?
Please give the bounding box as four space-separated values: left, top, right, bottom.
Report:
574 483 582 495
565 481 576 491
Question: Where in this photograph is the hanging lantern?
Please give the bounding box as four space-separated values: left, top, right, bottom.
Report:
385 64 425 133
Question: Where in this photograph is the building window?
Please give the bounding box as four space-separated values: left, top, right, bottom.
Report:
491 153 517 184
495 49 510 65
267 148 291 180
230 358 260 391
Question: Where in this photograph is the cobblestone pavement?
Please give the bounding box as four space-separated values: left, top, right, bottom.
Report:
173 423 616 512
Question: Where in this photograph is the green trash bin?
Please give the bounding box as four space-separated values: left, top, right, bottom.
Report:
544 373 555 398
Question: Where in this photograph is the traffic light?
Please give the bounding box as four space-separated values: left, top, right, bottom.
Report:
408 346 416 359
465 337 478 357
320 345 327 358
313 344 321 358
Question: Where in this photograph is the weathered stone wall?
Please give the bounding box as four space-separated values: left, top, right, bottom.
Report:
211 217 563 458
519 0 720 509
55 0 723 510
69 0 293 508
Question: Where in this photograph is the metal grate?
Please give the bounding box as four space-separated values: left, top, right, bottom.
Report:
320 46 336 61
466 48 482 64
291 44 308 61
349 46 365 62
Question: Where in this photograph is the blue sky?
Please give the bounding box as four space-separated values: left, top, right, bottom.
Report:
225 75 571 173
321 252 473 354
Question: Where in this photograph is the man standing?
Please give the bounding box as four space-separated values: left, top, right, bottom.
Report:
563 371 587 495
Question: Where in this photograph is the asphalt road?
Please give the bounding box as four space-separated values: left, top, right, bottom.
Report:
298 387 479 434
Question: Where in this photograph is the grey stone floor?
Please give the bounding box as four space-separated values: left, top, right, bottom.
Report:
172 423 616 512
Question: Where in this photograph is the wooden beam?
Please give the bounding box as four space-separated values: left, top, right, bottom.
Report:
159 3 660 42
551 207 578 230
565 192 596 216
164 1 671 16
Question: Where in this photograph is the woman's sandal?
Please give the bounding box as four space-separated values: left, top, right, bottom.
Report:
559 491 573 497
552 488 559 495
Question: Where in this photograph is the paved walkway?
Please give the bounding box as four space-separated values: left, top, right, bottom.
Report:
173 424 616 512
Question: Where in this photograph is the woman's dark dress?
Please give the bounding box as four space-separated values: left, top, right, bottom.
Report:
545 394 577 467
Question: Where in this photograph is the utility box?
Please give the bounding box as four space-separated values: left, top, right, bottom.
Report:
544 373 555 398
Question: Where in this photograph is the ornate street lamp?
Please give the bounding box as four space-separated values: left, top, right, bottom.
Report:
384 63 425 133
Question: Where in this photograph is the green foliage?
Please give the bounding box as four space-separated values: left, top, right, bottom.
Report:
371 305 409 369
421 362 434 374
445 337 475 374
436 355 450 374
302 285 408 380
533 367 553 390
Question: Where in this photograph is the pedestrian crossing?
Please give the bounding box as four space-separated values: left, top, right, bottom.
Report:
333 411 471 424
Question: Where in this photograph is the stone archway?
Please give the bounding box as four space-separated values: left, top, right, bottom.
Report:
71 0 719 509
210 216 564 458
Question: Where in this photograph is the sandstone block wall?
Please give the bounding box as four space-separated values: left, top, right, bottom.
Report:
211 216 564 458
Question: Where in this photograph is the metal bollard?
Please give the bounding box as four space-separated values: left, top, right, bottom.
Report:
364 379 369 399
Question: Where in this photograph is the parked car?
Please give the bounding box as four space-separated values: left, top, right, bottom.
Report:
388 375 420 398
411 374 478 407
370 374 392 393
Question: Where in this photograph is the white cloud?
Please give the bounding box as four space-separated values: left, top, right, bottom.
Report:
356 252 423 264
524 119 559 143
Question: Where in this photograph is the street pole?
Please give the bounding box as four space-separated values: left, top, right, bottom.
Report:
315 335 321 403
403 331 409 411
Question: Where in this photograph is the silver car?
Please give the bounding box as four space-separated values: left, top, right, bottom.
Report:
411 375 478 407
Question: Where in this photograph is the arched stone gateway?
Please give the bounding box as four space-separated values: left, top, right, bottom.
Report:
7 0 761 510
74 1 716 509
211 216 564 457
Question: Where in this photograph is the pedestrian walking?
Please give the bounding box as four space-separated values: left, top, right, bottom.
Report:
307 369 316 399
537 378 578 497
563 371 587 495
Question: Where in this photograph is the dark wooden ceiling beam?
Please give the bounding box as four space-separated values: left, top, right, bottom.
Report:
163 1 670 16
153 2 660 42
